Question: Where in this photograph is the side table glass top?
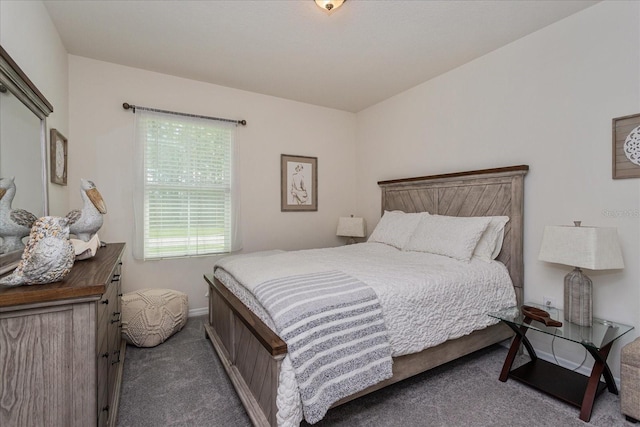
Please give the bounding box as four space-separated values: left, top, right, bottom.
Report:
489 302 634 350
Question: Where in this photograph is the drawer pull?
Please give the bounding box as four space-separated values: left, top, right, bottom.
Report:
111 312 122 323
101 299 109 305
111 274 121 282
111 350 121 365
102 405 109 412
118 293 123 297
102 352 109 358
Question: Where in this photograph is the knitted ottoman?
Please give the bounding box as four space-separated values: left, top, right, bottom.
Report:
121 289 188 347
622 337 640 423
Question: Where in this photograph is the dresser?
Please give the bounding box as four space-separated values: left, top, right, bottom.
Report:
0 243 126 427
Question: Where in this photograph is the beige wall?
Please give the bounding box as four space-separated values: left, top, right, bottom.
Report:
0 0 70 216
356 1 640 376
68 56 357 312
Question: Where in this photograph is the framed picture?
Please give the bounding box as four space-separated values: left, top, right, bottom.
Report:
613 113 640 179
50 128 68 185
281 154 317 211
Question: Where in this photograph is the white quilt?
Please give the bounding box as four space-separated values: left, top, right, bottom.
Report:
214 242 516 426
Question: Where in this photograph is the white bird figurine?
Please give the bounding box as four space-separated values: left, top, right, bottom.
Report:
0 176 38 253
0 216 75 287
66 179 107 242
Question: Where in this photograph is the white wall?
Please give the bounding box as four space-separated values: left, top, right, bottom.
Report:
5 0 639 380
356 1 640 377
68 56 357 312
0 0 69 216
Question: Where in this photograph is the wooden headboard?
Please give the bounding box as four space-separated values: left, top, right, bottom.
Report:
378 165 529 306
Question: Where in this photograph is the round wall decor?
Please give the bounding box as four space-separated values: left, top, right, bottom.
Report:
624 125 640 166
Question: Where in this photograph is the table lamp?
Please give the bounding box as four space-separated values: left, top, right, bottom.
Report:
336 215 366 245
538 221 624 326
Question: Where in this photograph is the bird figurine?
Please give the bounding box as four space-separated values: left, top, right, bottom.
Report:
66 179 107 242
0 176 38 253
0 216 75 287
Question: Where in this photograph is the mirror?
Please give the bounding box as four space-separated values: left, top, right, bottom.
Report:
0 45 53 274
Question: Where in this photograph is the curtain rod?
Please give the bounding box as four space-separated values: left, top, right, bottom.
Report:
122 102 246 126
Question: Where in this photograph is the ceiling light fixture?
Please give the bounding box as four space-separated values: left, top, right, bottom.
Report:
315 0 346 14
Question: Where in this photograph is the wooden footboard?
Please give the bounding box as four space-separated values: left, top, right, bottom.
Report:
204 274 285 427
205 273 512 426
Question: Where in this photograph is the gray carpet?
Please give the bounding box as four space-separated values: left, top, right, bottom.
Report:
117 316 631 426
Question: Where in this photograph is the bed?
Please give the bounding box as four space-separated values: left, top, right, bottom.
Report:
203 165 528 426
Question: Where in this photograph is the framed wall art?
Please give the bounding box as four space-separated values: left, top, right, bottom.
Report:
281 154 317 211
50 128 68 185
613 113 640 179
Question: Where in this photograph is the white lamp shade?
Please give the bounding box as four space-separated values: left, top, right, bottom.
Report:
538 225 624 270
336 217 366 238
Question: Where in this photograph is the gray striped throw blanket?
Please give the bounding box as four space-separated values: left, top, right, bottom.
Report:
253 270 393 424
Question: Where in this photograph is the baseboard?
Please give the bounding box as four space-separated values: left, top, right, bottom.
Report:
189 307 208 317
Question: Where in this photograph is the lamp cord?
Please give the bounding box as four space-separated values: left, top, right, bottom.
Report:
551 334 588 371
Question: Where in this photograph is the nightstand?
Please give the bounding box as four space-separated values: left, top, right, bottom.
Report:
489 303 634 422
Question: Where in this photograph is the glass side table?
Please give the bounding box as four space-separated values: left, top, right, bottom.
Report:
489 303 634 422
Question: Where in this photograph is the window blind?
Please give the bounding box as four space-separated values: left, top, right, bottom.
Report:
133 108 239 259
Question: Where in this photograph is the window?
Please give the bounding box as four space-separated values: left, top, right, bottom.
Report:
133 108 240 260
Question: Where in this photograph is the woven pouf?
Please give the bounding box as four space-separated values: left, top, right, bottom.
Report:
622 337 640 422
121 288 188 347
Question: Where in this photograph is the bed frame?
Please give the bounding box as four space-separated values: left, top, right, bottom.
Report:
203 165 529 426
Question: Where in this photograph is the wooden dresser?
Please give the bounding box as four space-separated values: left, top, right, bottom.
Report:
0 243 126 427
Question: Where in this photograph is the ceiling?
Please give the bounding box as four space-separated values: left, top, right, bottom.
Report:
43 0 598 113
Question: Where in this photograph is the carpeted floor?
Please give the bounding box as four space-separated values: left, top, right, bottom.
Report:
117 316 631 427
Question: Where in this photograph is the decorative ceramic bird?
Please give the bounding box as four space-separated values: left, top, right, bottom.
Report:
0 216 75 287
66 179 107 242
0 177 38 253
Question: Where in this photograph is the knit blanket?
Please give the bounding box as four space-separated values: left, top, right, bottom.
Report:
252 270 393 424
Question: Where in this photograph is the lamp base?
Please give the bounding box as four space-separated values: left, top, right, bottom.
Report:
563 267 593 326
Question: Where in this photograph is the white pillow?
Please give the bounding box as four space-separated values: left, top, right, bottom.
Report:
404 214 491 261
367 210 425 249
473 216 510 261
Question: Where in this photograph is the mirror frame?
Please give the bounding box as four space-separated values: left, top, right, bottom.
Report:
0 45 53 274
